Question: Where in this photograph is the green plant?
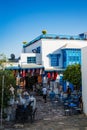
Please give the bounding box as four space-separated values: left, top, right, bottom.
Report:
63 64 81 90
42 30 47 35
0 69 16 108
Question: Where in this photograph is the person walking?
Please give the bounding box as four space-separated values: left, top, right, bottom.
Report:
42 86 47 103
49 90 55 104
66 86 71 98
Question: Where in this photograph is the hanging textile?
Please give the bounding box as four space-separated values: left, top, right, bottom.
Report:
54 72 58 80
20 70 23 77
47 72 51 79
32 69 35 76
13 70 16 77
23 70 26 77
36 69 40 74
52 72 54 80
40 68 43 75
38 75 42 84
16 76 20 86
20 77 25 88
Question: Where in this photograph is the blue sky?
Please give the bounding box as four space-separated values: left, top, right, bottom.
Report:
0 0 87 58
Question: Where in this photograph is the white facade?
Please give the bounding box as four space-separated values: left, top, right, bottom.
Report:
82 46 87 115
22 40 42 65
41 39 87 69
20 37 87 70
19 53 36 65
41 39 65 68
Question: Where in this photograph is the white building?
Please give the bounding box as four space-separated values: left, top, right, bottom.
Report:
82 45 87 115
19 33 87 72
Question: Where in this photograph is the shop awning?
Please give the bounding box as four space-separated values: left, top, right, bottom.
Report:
6 64 44 70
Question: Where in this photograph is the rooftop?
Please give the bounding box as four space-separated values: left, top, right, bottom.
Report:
23 33 87 48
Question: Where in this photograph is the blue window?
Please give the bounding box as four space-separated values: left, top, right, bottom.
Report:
50 54 60 66
32 46 41 53
69 56 79 61
37 47 41 53
27 57 36 63
62 49 81 68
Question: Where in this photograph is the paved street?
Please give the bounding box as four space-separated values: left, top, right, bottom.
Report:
1 96 87 130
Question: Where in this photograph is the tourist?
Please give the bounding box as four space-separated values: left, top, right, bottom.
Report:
29 94 36 111
42 86 47 103
66 86 71 98
49 90 55 104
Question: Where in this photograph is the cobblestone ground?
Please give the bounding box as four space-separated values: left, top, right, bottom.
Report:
1 96 87 130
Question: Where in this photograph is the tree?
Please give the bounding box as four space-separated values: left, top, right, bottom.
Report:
0 54 16 108
0 53 7 69
0 69 16 108
63 64 81 90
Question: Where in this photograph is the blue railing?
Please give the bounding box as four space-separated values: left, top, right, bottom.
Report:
23 34 85 47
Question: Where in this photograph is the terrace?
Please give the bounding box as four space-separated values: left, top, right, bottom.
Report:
23 34 85 48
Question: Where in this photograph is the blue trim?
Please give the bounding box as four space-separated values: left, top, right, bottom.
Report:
50 54 60 66
23 34 85 48
27 57 36 63
62 49 81 68
6 66 44 70
6 66 21 70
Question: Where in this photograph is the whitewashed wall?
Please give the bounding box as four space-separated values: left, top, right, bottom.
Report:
36 53 42 65
19 53 36 65
21 38 87 71
82 46 87 115
41 39 65 68
41 39 87 69
24 40 42 53
22 40 42 65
